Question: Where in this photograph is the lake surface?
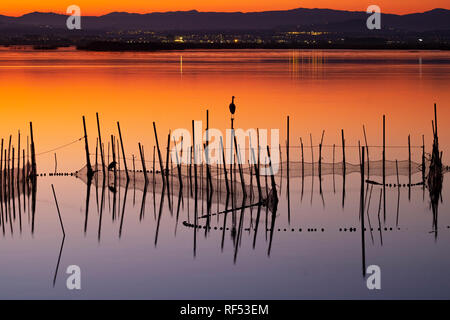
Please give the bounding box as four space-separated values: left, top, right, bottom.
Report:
0 47 449 299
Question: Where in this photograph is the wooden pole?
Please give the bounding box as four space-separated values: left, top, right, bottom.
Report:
152 146 156 186
286 116 290 191
220 137 230 194
408 134 411 187
310 134 314 174
192 121 198 202
396 160 400 187
300 137 304 179
30 123 36 178
422 135 425 182
360 146 366 276
341 129 346 176
173 136 183 189
319 130 324 178
153 122 165 184
332 143 335 174
382 115 386 221
165 132 171 186
363 125 370 177
17 131 20 185
117 122 129 181
0 139 3 192
82 116 93 176
132 154 135 181
111 135 116 182
234 137 246 197
434 103 438 138
250 145 262 201
138 143 148 183
96 113 105 173
266 146 277 196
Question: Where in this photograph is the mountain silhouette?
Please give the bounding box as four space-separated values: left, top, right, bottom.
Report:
0 8 449 32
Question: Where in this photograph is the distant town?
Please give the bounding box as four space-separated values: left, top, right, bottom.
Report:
0 8 449 50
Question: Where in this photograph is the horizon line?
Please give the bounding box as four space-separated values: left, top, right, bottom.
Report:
1 6 449 18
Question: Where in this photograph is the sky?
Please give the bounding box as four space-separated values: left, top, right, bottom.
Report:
1 0 449 16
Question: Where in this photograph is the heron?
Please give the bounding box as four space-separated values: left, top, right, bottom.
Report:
108 161 117 171
229 96 236 115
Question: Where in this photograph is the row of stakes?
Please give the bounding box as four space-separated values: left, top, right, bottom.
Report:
182 222 404 232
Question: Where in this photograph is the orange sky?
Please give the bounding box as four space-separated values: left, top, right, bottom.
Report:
1 0 449 16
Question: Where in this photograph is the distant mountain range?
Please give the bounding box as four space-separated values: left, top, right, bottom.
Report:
0 8 449 32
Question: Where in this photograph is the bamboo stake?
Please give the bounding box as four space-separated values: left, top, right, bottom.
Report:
422 135 425 182
96 113 105 173
319 130 324 178
234 137 246 197
82 116 93 176
363 125 370 177
117 122 129 181
30 123 36 178
220 137 229 194
153 122 165 184
408 134 411 186
382 115 386 221
300 137 304 179
165 132 171 186
17 131 20 185
138 143 148 183
341 129 346 175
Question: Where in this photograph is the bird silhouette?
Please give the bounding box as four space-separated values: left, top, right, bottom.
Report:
108 161 116 171
229 96 236 115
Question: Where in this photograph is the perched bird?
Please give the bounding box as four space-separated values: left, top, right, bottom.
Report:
229 96 236 115
108 161 117 171
108 185 116 193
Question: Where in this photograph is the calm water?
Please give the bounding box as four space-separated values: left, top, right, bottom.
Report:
0 48 449 299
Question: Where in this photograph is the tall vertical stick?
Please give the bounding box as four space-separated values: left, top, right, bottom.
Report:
363 125 370 177
382 115 386 222
286 116 290 190
117 122 129 181
360 146 366 276
96 113 105 173
421 135 425 182
319 130 324 179
153 122 165 184
83 116 93 176
138 143 148 183
408 134 411 186
300 137 304 179
220 137 229 194
341 129 346 176
30 123 36 178
17 131 20 185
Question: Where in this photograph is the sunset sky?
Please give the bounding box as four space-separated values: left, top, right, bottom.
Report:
1 0 449 16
